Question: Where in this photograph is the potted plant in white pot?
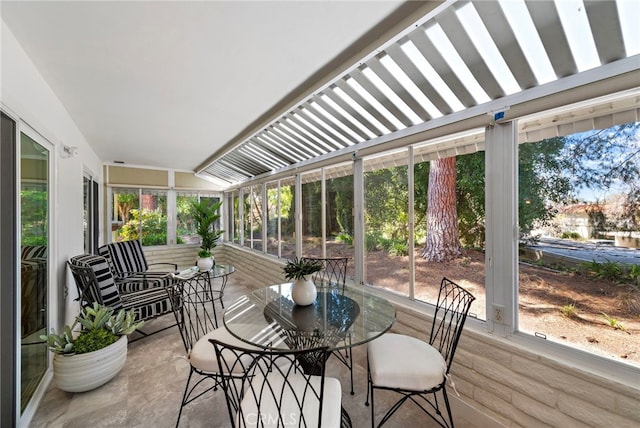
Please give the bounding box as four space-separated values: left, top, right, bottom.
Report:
191 199 223 272
283 257 323 306
40 303 144 393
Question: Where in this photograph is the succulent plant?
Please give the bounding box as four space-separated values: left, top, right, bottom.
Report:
40 302 144 355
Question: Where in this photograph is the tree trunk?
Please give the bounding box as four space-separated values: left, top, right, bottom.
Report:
422 157 461 262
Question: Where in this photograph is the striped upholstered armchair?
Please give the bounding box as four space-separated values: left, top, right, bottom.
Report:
68 254 175 335
98 240 177 293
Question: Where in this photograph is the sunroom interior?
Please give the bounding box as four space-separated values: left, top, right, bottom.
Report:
2 0 639 427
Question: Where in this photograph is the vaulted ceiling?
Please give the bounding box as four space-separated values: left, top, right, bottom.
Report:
1 0 409 181
2 1 638 188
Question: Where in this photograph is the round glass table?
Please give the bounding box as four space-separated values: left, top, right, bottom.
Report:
223 282 396 352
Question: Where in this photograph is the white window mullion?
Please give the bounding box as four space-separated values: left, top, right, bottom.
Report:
321 169 326 258
295 174 302 259
408 146 415 300
353 157 364 284
484 121 518 336
261 183 267 254
277 180 282 259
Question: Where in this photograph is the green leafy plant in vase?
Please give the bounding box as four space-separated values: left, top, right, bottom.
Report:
283 257 323 306
191 199 223 271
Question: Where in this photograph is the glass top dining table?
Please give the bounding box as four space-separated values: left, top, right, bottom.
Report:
223 282 396 352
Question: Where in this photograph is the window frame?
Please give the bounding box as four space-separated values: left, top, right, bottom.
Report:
220 92 640 381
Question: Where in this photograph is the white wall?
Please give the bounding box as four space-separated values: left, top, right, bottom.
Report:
1 20 103 338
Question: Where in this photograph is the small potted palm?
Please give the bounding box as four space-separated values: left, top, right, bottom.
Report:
283 257 323 306
40 303 144 392
191 199 223 271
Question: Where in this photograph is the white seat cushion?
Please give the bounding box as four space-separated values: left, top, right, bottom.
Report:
190 328 257 373
239 373 342 428
368 333 446 391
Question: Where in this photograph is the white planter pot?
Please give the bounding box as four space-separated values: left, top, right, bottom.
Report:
197 256 214 271
291 277 317 306
53 335 128 393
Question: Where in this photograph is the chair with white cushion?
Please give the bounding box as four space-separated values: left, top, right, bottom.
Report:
365 277 475 428
166 272 257 427
210 338 344 428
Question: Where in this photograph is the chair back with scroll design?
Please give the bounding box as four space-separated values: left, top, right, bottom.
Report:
429 277 476 372
365 277 475 428
301 257 348 288
166 272 256 427
210 339 344 428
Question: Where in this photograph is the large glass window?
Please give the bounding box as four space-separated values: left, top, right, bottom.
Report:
83 175 99 254
280 178 296 260
413 146 486 319
176 192 220 246
364 152 410 296
301 171 322 257
232 191 240 244
517 121 640 367
325 164 354 273
242 185 263 251
266 181 280 257
20 131 49 412
252 185 263 252
265 179 295 259
111 188 167 245
176 193 198 244
111 188 139 242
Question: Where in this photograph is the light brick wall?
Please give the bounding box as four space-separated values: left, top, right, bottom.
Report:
143 245 224 271
218 243 640 428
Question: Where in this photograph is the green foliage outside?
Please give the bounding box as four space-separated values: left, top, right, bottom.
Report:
579 259 639 286
21 189 48 246
336 232 353 246
302 181 322 236
560 231 582 240
365 167 409 242
329 176 353 237
118 208 167 246
176 195 197 238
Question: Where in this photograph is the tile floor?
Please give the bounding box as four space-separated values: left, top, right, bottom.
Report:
29 271 478 428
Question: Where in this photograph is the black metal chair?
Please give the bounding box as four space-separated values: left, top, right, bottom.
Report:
166 272 256 427
301 256 355 395
365 277 476 428
302 256 348 288
210 339 344 428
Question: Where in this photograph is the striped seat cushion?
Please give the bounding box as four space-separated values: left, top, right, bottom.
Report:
116 272 174 293
120 287 173 322
68 254 123 310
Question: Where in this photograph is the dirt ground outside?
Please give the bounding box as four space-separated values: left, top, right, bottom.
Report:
301 242 640 367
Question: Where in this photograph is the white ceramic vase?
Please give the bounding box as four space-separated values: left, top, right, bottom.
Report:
53 335 128 393
291 277 317 306
197 256 214 272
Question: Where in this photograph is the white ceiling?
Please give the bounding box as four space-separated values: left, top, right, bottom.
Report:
1 0 405 173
